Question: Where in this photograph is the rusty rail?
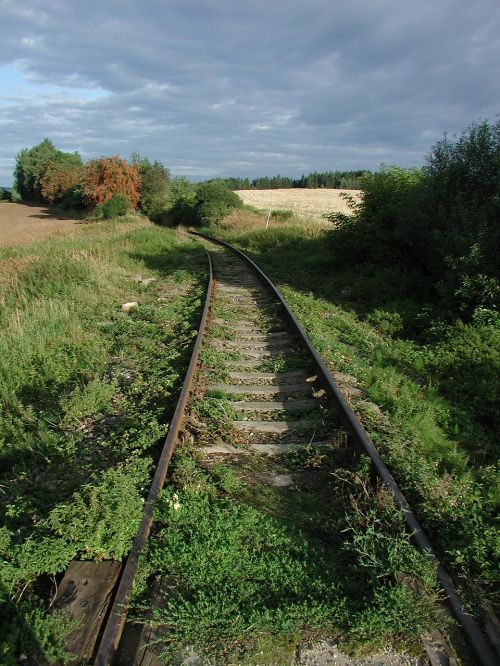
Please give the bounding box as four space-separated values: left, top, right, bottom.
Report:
93 249 214 666
191 231 497 666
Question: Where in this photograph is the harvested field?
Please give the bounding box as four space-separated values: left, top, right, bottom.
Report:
235 188 362 221
0 202 83 246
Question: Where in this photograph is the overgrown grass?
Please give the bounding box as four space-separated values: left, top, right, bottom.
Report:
0 216 206 664
200 222 499 622
128 231 452 663
133 449 446 663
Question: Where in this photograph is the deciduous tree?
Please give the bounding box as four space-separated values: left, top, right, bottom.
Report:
81 157 140 208
40 154 83 204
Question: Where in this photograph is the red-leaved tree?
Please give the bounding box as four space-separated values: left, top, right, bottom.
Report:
81 157 140 208
40 159 83 204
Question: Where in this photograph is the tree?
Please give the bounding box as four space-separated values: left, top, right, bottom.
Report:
131 154 171 218
81 157 140 208
40 153 84 204
14 139 60 202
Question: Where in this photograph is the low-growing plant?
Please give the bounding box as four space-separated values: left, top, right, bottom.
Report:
133 452 445 663
97 192 130 219
271 209 294 221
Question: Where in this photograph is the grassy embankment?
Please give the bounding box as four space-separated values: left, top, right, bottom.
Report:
203 209 499 614
0 215 206 664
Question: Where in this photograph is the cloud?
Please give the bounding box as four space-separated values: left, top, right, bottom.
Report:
0 0 498 184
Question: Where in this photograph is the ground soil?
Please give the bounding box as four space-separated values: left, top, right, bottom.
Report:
0 201 83 246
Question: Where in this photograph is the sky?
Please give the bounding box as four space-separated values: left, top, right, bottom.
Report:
0 0 498 185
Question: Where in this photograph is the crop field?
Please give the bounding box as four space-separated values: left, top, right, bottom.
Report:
235 188 362 221
0 201 82 246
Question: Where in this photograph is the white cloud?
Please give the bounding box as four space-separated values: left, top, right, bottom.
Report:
0 0 498 185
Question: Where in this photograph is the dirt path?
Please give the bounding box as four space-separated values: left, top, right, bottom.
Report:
0 202 82 247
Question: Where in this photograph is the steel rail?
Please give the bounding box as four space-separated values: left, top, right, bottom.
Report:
93 249 214 666
192 231 497 666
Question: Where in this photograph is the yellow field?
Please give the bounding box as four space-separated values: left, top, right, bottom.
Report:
235 188 361 221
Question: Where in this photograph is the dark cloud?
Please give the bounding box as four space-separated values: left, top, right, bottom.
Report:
0 0 498 184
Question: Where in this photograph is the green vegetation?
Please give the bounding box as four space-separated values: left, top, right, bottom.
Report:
133 450 445 663
11 140 243 228
154 179 243 227
0 217 206 663
132 153 171 219
271 208 294 221
325 120 499 319
218 170 370 190
13 138 83 205
12 139 169 217
201 120 500 647
194 181 243 225
97 192 131 218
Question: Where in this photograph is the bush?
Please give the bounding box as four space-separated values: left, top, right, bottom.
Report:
81 156 140 208
271 209 293 221
60 183 85 210
194 181 242 225
326 119 500 319
0 188 12 201
97 193 130 219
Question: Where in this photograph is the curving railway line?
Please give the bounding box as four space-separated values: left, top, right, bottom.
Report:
54 233 496 666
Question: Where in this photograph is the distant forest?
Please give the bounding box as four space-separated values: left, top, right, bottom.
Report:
217 170 370 190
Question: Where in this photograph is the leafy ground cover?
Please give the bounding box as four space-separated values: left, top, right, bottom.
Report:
132 442 446 664
0 216 206 663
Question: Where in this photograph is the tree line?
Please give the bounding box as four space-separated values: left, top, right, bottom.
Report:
6 139 171 219
6 139 244 225
218 170 370 190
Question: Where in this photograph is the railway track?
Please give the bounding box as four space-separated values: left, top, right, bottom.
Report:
54 233 496 666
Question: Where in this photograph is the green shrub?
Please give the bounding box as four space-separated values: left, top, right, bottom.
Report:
98 192 130 219
194 181 242 225
0 188 12 201
326 119 500 319
366 309 404 335
271 209 293 221
49 460 150 560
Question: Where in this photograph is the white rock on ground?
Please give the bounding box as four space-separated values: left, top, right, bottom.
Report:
121 302 138 312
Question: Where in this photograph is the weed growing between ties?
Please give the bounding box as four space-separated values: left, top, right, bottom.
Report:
200 217 499 618
132 448 447 663
0 218 206 664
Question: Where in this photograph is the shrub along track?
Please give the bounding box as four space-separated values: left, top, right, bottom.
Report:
63 233 495 665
